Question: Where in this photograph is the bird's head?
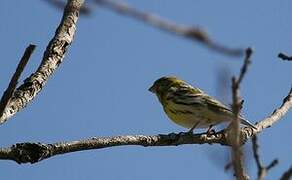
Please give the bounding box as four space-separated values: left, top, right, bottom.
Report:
149 76 184 96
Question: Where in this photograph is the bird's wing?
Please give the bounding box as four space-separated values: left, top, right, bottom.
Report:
169 86 257 129
168 86 207 107
202 94 233 114
168 85 232 113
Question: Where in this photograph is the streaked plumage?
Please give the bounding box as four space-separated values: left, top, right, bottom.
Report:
149 76 256 130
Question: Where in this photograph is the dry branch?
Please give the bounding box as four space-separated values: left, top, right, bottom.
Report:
278 52 292 61
0 45 36 117
280 167 292 180
253 88 292 132
0 87 290 164
229 48 253 180
95 0 244 56
252 136 278 180
0 0 84 125
43 0 90 15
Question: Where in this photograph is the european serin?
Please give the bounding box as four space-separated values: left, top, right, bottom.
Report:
149 76 256 132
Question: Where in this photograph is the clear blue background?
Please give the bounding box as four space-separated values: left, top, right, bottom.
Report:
0 0 291 179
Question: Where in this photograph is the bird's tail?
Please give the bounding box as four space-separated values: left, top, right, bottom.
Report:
240 118 257 129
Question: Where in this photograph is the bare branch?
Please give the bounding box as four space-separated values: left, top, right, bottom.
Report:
231 78 248 180
0 0 84 125
252 136 278 180
237 48 252 85
252 136 263 173
95 0 244 57
278 52 292 61
253 87 292 133
235 87 291 147
43 0 91 15
280 167 292 180
0 87 290 164
229 48 253 180
266 159 279 171
0 45 36 118
0 133 228 164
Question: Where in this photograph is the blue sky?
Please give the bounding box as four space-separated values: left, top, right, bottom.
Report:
0 0 291 179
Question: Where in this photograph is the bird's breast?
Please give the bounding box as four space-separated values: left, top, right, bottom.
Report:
163 100 229 129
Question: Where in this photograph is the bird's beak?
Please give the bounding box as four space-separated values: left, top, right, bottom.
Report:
148 85 156 93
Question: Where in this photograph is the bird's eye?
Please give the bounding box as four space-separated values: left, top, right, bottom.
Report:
156 86 160 91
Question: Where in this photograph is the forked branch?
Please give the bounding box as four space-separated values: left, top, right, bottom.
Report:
0 0 84 125
0 44 36 118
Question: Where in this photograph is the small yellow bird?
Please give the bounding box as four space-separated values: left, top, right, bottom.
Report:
149 76 256 132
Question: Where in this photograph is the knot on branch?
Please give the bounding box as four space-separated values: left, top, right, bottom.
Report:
224 126 255 146
11 143 51 164
184 27 209 42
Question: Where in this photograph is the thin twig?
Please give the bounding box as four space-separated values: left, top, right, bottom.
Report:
252 136 263 173
0 44 36 117
266 159 279 171
278 52 292 61
94 0 244 56
229 48 253 180
0 0 84 125
237 48 252 84
252 136 278 180
280 167 292 180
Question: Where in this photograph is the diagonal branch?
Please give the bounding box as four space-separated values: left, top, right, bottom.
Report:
0 0 84 125
252 87 292 133
0 87 290 164
0 44 36 118
95 0 244 57
237 48 252 85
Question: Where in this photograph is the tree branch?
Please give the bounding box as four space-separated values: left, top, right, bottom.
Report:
95 0 244 57
229 48 253 180
236 87 291 146
0 87 290 164
0 0 84 125
0 44 36 118
278 52 292 61
0 133 224 164
253 87 292 133
43 0 91 15
280 167 292 180
252 136 278 180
